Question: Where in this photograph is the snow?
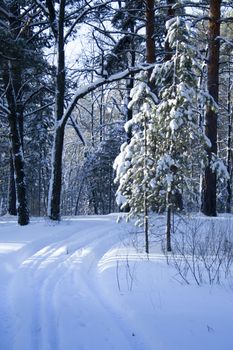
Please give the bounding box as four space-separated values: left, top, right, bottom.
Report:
210 155 230 180
169 119 179 133
128 81 149 109
59 64 155 128
0 214 233 350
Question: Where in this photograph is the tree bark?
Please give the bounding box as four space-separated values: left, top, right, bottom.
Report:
142 0 156 253
3 63 29 225
164 0 176 252
4 2 25 219
146 0 155 65
48 0 66 220
165 0 176 62
226 63 232 213
48 125 65 220
7 153 17 215
146 0 156 84
202 0 221 216
144 113 149 254
166 201 172 252
2 1 29 224
124 8 136 142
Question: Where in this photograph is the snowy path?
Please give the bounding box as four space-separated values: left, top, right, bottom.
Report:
0 216 140 350
0 215 233 350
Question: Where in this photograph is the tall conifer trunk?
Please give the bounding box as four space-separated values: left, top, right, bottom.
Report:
202 0 221 216
143 0 156 253
146 0 155 78
3 2 29 225
8 154 17 216
226 63 232 213
3 64 29 226
165 0 175 252
126 28 135 143
48 0 66 220
164 0 175 62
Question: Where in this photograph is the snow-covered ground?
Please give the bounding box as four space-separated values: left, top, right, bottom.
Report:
0 214 233 350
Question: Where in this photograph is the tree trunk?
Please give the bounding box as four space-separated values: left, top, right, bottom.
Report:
126 75 134 143
142 0 156 254
146 0 156 82
202 0 221 217
226 63 232 213
165 0 176 62
3 63 29 225
5 2 25 219
48 125 65 220
3 0 29 227
164 0 176 252
166 200 172 252
48 0 66 220
126 18 136 143
8 110 29 226
99 84 104 143
7 153 17 215
144 113 149 254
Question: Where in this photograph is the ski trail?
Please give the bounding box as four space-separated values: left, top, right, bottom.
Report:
9 229 105 349
1 215 233 350
75 229 145 350
6 217 136 350
53 228 134 350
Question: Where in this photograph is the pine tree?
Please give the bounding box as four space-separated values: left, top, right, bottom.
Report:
114 15 212 251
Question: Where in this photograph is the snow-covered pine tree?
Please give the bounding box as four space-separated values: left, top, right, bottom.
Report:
114 75 157 220
114 14 212 251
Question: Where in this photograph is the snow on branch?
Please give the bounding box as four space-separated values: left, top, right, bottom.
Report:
64 0 112 42
0 19 8 29
24 102 54 117
59 64 155 129
33 0 49 16
22 86 51 107
218 36 233 47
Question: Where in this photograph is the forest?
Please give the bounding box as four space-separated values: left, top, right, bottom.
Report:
0 1 233 349
0 0 232 229
0 0 233 252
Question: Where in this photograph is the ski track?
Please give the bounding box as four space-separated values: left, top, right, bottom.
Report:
1 217 139 350
1 215 233 350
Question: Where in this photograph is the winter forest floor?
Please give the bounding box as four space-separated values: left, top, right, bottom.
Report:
0 214 233 350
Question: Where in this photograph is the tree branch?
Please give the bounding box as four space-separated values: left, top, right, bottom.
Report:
59 63 155 129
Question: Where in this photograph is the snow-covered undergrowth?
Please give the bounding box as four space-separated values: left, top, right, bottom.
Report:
0 214 233 350
164 215 233 287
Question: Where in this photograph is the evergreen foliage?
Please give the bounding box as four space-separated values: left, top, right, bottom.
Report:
0 1 232 221
114 15 213 221
80 123 125 215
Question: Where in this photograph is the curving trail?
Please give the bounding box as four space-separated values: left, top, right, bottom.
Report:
0 216 140 350
1 215 233 350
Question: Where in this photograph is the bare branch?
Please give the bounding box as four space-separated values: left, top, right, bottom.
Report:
0 104 10 115
69 115 85 146
59 63 155 128
24 102 54 117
